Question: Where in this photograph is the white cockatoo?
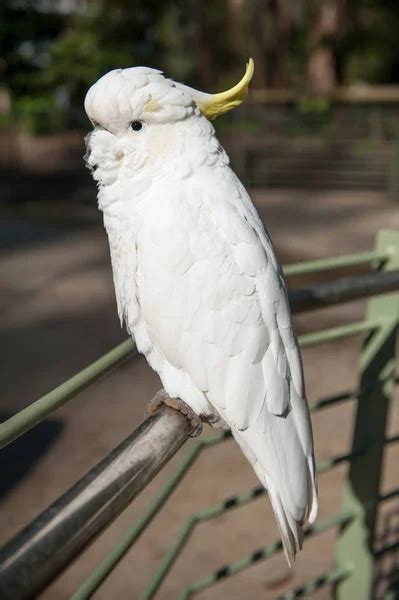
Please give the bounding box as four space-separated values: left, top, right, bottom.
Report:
84 59 318 564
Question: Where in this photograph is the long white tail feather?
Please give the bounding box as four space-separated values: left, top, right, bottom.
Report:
234 430 317 566
266 477 300 566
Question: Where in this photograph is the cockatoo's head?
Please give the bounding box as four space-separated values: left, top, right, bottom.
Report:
84 60 254 189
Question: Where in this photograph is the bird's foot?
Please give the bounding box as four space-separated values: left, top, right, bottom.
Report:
145 389 203 438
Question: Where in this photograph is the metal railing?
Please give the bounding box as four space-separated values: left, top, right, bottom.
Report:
222 103 399 192
1 229 399 599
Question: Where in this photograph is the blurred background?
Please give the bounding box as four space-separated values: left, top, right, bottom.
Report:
1 1 399 598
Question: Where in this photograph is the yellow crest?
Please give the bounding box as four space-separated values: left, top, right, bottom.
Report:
198 58 254 120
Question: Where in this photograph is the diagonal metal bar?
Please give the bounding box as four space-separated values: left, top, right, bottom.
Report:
379 487 399 503
283 249 388 277
385 432 399 445
309 389 355 412
70 430 230 600
298 318 380 348
178 511 354 600
136 469 395 600
0 338 136 449
139 487 266 600
288 269 399 313
374 540 399 558
277 565 353 599
139 449 358 600
0 404 192 600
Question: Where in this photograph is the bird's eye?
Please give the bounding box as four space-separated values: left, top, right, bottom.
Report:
130 120 144 132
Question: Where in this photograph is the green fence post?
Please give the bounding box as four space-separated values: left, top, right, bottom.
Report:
334 230 399 600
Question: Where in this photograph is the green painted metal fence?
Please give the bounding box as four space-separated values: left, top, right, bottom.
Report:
1 229 399 599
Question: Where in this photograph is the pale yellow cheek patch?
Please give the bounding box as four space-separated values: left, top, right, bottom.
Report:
145 99 160 112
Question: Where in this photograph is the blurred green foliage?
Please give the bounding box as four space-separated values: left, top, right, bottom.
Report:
345 1 399 84
13 95 65 135
2 0 399 135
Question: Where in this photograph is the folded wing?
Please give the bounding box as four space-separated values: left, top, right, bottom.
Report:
138 179 318 563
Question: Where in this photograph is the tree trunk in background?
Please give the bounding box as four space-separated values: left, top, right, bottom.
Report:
248 0 269 88
272 0 293 88
226 0 268 89
308 0 347 93
192 3 213 89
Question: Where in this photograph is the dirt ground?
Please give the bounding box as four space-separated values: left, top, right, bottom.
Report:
1 188 399 599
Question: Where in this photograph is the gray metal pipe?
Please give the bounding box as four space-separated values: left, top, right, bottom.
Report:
1 267 399 598
0 405 191 600
289 269 399 313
